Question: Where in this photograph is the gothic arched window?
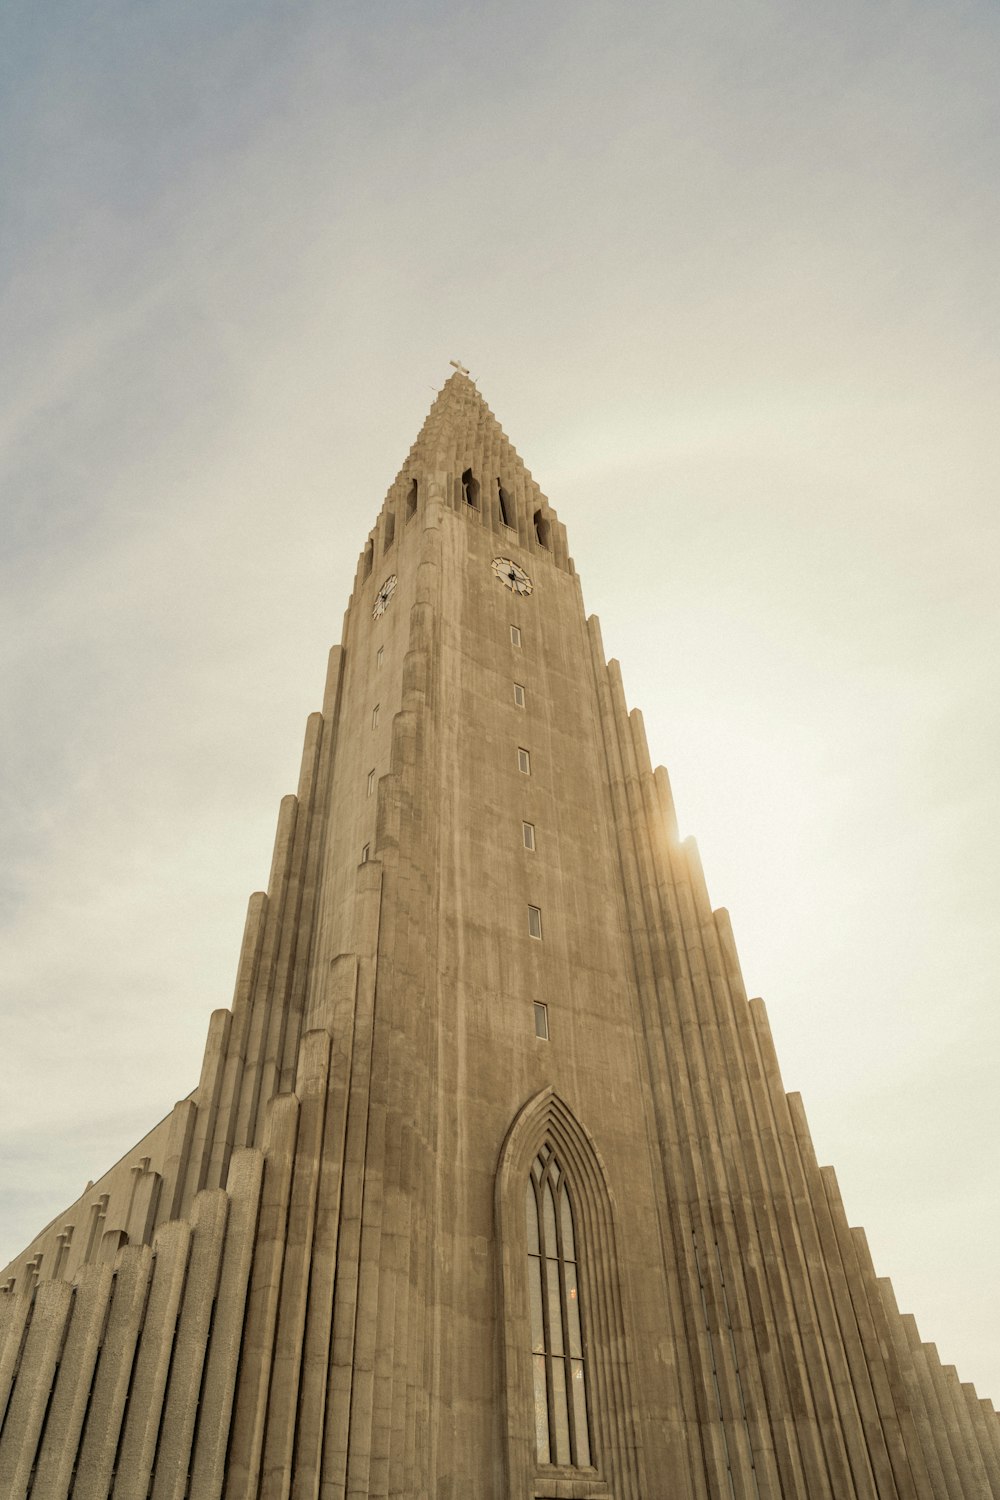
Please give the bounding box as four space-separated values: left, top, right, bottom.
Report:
526 1145 592 1468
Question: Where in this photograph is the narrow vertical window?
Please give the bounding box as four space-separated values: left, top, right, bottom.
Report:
498 480 513 527
405 478 418 522
462 468 480 509
522 821 535 851
534 509 551 549
510 625 522 647
363 540 374 578
372 704 380 730
533 1002 549 1039
513 683 526 708
361 843 370 863
376 646 384 669
367 769 375 797
526 1148 592 1468
528 905 542 939
517 748 531 775
384 510 396 551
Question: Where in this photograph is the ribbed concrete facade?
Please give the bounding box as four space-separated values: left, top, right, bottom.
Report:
1 372 997 1498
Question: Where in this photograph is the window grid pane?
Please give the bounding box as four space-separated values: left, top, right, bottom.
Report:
528 905 542 939
529 1255 545 1353
543 1181 558 1254
514 682 525 707
526 1180 540 1254
533 1355 550 1465
546 1259 564 1355
565 1264 583 1357
571 1360 590 1466
551 1357 570 1465
560 1193 576 1261
533 1002 549 1040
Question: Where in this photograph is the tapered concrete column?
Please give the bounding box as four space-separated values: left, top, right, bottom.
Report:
73 1245 154 1500
0 1281 73 1498
30 1264 113 1500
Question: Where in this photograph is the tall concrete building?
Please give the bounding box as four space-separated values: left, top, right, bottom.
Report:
1 372 997 1499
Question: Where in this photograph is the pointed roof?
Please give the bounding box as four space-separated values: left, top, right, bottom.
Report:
406 370 512 472
363 369 570 578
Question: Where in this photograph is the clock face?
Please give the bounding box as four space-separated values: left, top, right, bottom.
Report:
373 574 397 619
492 557 533 596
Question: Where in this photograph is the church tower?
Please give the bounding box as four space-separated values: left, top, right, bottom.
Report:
1 372 998 1499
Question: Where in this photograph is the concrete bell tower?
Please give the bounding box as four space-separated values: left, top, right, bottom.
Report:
2 372 998 1499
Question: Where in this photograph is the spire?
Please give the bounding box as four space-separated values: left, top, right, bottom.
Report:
352 369 573 592
406 368 509 473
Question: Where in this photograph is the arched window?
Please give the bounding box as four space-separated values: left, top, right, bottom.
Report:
462 468 480 509
405 479 418 522
498 480 513 528
496 1088 644 1497
526 1145 591 1468
534 509 551 548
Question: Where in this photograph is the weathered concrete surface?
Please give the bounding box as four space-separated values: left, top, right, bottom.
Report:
2 373 997 1498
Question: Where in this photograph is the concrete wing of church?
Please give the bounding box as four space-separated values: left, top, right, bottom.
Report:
2 372 998 1499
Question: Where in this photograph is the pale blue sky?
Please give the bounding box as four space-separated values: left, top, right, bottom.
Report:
2 0 999 1396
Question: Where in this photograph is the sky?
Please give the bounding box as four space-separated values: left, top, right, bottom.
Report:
1 0 998 1398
